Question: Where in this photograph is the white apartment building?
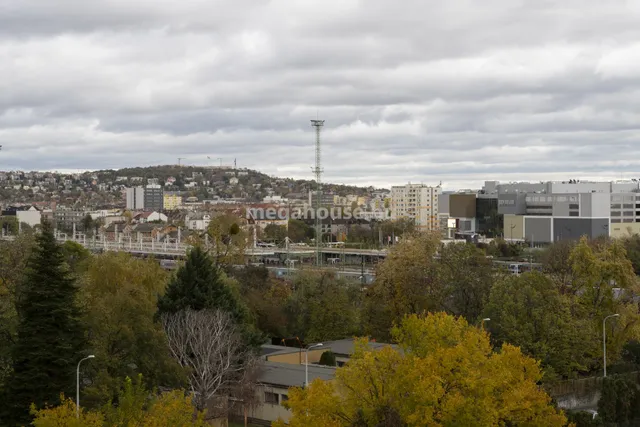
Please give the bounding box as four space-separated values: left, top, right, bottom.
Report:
391 184 441 232
125 187 145 210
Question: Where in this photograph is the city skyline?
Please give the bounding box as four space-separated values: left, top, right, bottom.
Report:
2 1 640 188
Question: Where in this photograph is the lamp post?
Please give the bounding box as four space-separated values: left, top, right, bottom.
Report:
305 343 323 387
510 224 515 242
603 314 619 377
481 318 490 330
76 355 95 418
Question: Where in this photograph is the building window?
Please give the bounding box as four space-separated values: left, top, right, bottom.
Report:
612 219 621 223
264 392 279 405
569 204 579 209
611 211 621 217
569 211 579 217
624 211 634 217
280 394 289 405
611 204 621 209
624 204 634 209
624 218 634 223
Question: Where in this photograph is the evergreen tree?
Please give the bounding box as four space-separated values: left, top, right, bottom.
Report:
2 221 87 425
157 245 263 348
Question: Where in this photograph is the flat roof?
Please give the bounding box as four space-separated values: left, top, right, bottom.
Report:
259 361 336 388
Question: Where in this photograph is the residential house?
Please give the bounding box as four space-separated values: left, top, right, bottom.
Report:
185 211 211 231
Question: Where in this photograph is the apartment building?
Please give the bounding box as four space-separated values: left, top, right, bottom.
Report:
163 192 183 210
126 185 164 211
390 184 441 232
125 187 145 210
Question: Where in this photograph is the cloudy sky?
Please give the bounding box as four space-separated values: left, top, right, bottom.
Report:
2 0 640 189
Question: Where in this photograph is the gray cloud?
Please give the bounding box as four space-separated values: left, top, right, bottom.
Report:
2 0 640 189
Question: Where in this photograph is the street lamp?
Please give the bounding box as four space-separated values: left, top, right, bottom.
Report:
76 355 95 418
305 343 323 387
603 314 619 377
481 318 490 330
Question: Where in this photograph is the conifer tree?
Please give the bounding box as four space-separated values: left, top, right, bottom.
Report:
157 245 263 348
2 221 87 425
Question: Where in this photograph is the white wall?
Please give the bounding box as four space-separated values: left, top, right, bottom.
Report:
16 209 41 227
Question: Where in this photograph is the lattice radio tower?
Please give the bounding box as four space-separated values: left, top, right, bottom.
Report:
310 119 325 266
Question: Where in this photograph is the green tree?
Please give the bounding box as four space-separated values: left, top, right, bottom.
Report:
80 252 184 408
598 374 640 425
157 246 262 348
287 219 314 242
2 221 87 425
286 272 362 343
277 312 568 427
0 233 34 391
61 240 92 275
621 233 640 276
318 350 337 367
263 223 287 243
484 271 598 379
437 242 495 321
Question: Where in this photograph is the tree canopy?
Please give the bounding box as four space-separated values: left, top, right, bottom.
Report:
277 312 568 427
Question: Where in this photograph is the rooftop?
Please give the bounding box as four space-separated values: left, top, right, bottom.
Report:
259 361 336 388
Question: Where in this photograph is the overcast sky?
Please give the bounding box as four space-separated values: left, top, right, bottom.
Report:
2 0 640 189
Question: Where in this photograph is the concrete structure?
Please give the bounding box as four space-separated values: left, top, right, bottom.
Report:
391 184 441 232
494 180 640 243
163 192 182 210
1 206 42 228
125 186 145 210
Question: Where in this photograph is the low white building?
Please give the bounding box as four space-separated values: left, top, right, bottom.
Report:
185 212 211 230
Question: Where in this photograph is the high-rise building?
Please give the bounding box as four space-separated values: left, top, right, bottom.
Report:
126 187 145 210
391 184 441 232
144 184 164 211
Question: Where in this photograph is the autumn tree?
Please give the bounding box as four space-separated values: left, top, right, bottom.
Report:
263 223 287 243
277 312 568 427
364 232 441 340
206 213 247 266
484 271 598 379
31 376 208 427
80 252 184 407
2 221 87 425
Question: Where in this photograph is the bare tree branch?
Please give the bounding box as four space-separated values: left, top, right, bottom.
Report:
161 309 247 414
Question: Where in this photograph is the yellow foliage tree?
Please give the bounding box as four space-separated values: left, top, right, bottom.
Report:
276 312 570 427
31 395 104 427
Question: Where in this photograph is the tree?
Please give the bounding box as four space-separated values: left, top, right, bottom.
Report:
436 242 495 321
287 219 314 242
161 309 251 415
156 246 261 347
286 272 362 343
0 233 34 390
276 312 568 426
61 240 92 275
621 233 640 276
318 350 336 367
263 223 287 243
31 377 208 427
598 374 640 425
82 214 95 237
484 271 598 379
2 221 87 425
364 232 442 341
31 396 104 427
79 252 184 408
206 213 247 266
541 239 577 294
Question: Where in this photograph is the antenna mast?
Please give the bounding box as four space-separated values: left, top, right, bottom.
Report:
310 119 324 266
